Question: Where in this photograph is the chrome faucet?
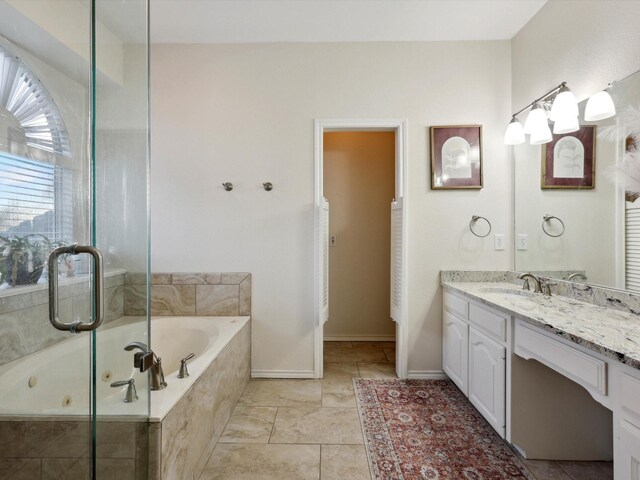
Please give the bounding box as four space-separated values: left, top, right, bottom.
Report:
541 280 557 297
517 273 542 293
567 272 587 282
178 353 195 379
111 378 138 403
124 342 167 391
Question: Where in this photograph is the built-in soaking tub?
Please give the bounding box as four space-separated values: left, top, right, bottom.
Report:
0 315 251 480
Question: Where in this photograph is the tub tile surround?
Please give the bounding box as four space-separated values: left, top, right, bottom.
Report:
124 272 251 317
0 272 125 367
441 270 640 370
153 319 251 480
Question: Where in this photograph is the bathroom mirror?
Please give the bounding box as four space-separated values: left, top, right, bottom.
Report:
514 69 640 292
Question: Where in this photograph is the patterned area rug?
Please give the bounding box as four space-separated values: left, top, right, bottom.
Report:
354 379 534 480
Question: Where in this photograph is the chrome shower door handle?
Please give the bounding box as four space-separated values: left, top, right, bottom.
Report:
48 244 104 333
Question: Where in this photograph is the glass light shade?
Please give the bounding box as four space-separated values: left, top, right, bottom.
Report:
530 124 553 145
584 90 616 121
553 114 580 134
504 118 525 145
523 104 548 134
550 88 578 121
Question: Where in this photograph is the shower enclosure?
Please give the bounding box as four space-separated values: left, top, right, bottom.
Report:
0 1 150 478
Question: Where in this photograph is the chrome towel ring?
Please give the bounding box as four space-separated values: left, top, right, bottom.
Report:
470 215 492 238
542 214 565 237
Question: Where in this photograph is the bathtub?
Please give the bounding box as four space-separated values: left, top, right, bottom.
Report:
0 315 250 421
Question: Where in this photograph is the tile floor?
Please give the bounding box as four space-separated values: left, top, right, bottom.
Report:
200 341 613 480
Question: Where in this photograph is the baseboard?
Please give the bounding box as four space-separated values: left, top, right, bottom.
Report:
251 369 315 379
324 335 396 342
407 370 448 380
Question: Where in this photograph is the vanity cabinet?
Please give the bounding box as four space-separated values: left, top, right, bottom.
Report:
443 289 507 437
468 328 506 435
617 369 640 479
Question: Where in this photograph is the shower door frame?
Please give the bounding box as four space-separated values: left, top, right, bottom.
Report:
313 118 409 379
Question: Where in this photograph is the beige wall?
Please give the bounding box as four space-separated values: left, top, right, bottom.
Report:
323 131 396 340
151 41 513 377
511 1 640 289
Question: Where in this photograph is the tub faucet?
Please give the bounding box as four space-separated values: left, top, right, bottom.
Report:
110 379 138 403
517 273 542 293
124 342 167 391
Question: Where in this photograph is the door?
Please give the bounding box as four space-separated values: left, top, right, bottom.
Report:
468 327 506 437
443 311 469 394
615 418 640 480
0 1 150 477
321 197 330 324
390 197 403 323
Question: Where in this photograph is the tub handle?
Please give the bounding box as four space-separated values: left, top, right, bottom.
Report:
48 245 104 333
178 353 195 379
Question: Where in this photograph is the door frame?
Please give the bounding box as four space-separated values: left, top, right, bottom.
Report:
313 118 409 379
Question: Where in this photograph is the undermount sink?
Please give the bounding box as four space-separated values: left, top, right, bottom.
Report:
478 287 539 298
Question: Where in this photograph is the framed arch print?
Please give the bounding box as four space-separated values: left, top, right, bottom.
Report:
430 125 483 190
541 125 596 189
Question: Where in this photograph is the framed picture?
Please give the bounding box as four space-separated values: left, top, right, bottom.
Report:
541 126 596 189
430 125 482 190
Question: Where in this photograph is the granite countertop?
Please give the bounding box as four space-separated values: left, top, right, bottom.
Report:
442 280 640 370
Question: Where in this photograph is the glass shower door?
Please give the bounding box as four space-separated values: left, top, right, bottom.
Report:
0 1 150 478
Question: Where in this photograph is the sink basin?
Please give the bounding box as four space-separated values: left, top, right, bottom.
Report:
478 287 538 298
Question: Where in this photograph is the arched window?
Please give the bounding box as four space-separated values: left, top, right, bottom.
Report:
0 45 73 243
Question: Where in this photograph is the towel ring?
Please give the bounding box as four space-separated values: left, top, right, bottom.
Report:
542 214 565 237
469 215 491 238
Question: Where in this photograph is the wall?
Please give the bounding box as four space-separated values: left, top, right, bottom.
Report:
151 41 512 376
511 1 640 290
323 131 396 341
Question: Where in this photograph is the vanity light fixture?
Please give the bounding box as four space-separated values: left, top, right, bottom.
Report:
529 123 553 145
523 103 548 135
585 88 616 121
504 116 525 145
553 114 580 135
549 84 579 121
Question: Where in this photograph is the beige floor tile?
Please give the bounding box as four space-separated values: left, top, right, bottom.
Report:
324 345 387 363
383 347 396 364
322 392 357 408
520 459 572 479
201 443 320 480
357 363 397 379
219 406 278 444
323 362 359 379
324 341 352 348
321 445 371 480
557 461 614 480
239 380 322 407
270 407 364 444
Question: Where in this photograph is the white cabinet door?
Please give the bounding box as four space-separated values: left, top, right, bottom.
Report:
616 419 640 480
469 327 506 437
443 311 469 395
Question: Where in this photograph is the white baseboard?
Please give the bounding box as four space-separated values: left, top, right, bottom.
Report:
324 335 396 342
251 369 315 379
407 370 448 380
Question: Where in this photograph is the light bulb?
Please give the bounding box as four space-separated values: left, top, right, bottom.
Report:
553 115 579 134
504 117 525 145
584 90 616 121
530 124 553 145
550 85 578 121
523 103 548 135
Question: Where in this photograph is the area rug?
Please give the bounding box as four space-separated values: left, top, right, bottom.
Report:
354 379 534 480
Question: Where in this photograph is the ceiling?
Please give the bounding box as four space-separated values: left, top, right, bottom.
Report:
148 0 548 44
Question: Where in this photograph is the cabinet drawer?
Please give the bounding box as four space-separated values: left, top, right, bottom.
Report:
621 371 640 424
468 303 507 343
514 322 607 396
444 290 468 319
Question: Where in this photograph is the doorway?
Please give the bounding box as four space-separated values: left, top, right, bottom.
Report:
314 119 408 379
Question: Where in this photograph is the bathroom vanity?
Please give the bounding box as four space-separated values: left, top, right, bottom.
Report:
441 272 640 480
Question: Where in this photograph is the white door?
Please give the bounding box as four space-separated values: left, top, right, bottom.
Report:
390 197 403 323
321 197 330 324
616 418 640 480
469 327 506 437
443 311 469 395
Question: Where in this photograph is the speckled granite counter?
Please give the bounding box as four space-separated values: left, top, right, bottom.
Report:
442 279 640 371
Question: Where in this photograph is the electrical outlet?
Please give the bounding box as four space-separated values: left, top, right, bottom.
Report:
494 234 505 251
517 234 528 251
330 235 337 247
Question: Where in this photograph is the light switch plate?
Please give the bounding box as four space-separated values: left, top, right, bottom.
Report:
517 234 528 251
494 234 505 251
